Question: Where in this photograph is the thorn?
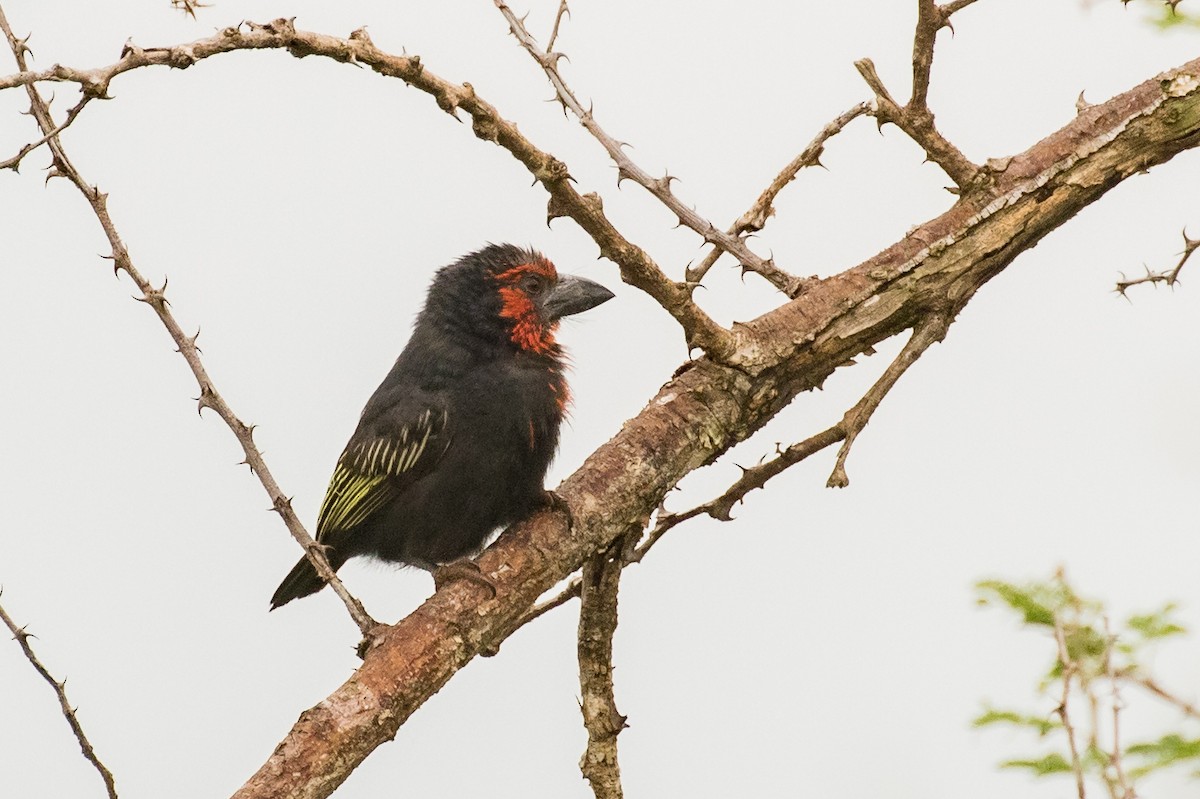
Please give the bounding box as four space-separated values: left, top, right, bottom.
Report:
1075 90 1093 115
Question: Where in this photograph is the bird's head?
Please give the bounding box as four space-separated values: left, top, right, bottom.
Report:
426 244 614 355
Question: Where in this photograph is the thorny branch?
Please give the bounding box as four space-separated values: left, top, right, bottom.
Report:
0 7 378 641
687 101 874 285
1054 613 1089 799
577 536 631 799
853 0 982 189
493 1 811 297
0 597 118 799
0 19 732 357
1115 227 1198 294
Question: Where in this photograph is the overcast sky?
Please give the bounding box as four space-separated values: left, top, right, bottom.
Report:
2 1 1199 797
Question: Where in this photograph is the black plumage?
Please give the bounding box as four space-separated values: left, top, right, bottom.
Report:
270 244 613 609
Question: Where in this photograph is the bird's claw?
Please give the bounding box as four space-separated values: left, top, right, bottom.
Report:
432 559 498 598
540 489 574 529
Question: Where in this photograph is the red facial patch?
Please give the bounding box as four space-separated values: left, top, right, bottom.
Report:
495 259 559 355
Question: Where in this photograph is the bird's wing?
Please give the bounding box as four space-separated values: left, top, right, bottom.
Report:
315 405 450 537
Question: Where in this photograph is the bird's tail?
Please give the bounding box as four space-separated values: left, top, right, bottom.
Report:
270 549 347 610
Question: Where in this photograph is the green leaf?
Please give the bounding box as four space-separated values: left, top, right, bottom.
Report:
1000 753 1073 776
1127 604 1187 640
976 580 1057 626
973 707 1060 737
1126 733 1200 778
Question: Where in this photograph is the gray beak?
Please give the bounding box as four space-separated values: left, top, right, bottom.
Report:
542 273 615 321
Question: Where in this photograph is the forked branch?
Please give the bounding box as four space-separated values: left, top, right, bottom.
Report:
854 0 983 189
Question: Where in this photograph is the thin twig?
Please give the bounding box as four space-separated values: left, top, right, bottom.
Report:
545 0 570 53
493 1 808 296
1122 671 1200 720
0 597 118 799
1103 618 1135 799
827 313 949 487
687 101 873 285
1054 613 1089 799
170 0 210 19
522 574 583 625
0 94 90 171
1115 228 1198 295
0 7 378 640
577 536 630 799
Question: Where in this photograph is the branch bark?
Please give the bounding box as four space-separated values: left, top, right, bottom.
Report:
577 537 630 799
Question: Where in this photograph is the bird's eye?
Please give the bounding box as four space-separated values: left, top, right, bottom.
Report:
521 274 548 295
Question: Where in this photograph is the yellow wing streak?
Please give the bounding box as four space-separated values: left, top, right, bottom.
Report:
315 413 443 535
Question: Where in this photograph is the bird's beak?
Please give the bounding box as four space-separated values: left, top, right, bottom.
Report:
542 273 615 320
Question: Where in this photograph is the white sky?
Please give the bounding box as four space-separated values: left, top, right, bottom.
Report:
1 1 1198 797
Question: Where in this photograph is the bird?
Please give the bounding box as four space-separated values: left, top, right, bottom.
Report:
270 244 614 609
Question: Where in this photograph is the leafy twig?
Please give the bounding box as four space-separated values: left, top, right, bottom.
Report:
0 596 118 799
1103 618 1135 799
1054 612 1089 799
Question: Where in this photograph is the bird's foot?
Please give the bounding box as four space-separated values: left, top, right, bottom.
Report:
540 489 574 529
432 559 497 599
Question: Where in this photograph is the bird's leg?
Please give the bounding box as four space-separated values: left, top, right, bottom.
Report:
429 559 498 598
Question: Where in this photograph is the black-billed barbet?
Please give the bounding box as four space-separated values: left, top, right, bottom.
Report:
270 244 614 608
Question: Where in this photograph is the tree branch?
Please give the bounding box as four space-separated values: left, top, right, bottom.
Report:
0 7 377 640
687 101 873 286
0 597 119 799
492 1 807 296
577 536 630 799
